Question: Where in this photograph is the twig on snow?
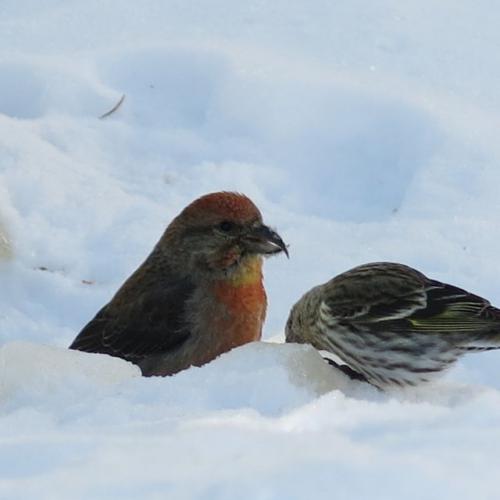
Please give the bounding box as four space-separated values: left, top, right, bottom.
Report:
99 94 126 119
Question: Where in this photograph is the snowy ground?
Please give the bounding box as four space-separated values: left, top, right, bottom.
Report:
2 1 500 498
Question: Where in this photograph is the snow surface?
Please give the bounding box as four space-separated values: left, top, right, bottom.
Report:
2 1 500 498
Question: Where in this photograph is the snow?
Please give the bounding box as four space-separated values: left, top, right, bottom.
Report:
2 1 500 498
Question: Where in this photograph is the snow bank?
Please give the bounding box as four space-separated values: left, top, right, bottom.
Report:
0 341 351 418
0 341 139 404
1 341 499 500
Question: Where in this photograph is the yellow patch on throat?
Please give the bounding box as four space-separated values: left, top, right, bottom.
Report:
227 256 263 286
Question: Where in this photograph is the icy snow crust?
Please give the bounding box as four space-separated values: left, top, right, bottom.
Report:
2 1 500 498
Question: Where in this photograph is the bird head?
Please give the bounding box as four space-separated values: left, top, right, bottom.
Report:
285 303 304 344
163 192 288 280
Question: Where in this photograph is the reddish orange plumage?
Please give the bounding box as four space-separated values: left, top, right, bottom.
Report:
212 256 267 345
181 192 262 224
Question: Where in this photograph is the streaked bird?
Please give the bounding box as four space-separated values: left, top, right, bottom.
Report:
286 262 500 388
70 192 288 376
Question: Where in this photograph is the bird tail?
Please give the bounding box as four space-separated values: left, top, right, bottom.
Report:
459 345 500 353
461 303 500 350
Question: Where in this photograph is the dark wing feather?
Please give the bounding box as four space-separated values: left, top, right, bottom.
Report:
404 279 500 334
70 277 195 363
324 263 500 337
324 262 429 322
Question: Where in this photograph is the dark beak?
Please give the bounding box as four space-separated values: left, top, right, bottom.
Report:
242 224 289 258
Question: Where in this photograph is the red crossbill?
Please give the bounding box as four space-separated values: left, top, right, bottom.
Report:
70 192 288 376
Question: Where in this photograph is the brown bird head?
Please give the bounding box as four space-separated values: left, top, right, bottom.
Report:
162 192 288 280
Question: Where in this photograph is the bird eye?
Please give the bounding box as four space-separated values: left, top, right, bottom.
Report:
218 221 234 232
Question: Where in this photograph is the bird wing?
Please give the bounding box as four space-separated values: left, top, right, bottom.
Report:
323 262 500 335
69 277 195 363
403 280 499 335
323 262 429 321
